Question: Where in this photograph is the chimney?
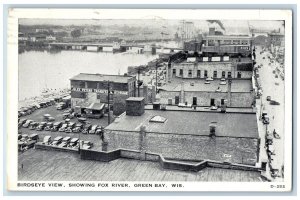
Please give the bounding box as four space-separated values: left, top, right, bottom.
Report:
227 79 232 106
209 27 215 35
126 97 145 116
209 122 217 137
180 81 185 103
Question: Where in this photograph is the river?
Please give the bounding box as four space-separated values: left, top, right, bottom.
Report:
18 50 159 101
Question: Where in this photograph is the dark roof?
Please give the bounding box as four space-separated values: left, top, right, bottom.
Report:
70 73 135 83
106 110 259 139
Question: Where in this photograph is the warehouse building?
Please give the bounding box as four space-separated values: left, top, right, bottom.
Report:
70 73 136 116
104 97 260 166
169 56 253 80
158 78 255 108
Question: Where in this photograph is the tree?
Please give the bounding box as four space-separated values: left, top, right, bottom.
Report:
71 29 81 38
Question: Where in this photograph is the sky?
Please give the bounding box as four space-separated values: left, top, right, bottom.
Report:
19 19 285 35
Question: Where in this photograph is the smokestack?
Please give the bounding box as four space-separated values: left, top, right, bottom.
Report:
209 122 217 137
180 81 185 103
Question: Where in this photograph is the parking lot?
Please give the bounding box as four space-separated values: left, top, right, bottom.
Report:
18 104 110 151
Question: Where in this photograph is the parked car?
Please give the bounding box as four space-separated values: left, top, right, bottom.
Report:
42 136 51 145
263 116 270 124
266 96 271 101
72 123 83 133
95 127 104 135
29 133 39 141
56 102 68 110
22 120 34 128
82 141 93 149
58 123 68 132
89 125 99 134
270 100 280 105
68 138 79 147
36 122 47 131
58 137 71 147
51 121 63 132
51 136 63 146
18 119 28 128
82 124 92 134
210 106 218 110
29 122 39 130
44 122 54 131
20 134 29 142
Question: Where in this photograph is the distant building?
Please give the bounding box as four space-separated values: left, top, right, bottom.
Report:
104 98 260 165
18 32 28 41
35 28 48 33
46 35 56 41
268 32 285 47
70 73 136 115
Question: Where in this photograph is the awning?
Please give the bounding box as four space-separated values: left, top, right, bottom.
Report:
81 102 105 111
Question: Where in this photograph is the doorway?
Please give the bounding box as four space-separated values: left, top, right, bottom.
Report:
193 97 197 106
210 99 215 106
175 96 180 105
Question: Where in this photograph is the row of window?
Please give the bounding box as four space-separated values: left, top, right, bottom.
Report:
173 96 226 106
207 39 250 46
173 69 240 78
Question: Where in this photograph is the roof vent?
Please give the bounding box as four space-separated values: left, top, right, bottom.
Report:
149 116 167 123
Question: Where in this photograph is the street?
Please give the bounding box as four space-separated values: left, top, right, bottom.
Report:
255 45 285 181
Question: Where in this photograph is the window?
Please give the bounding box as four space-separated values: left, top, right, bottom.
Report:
241 40 248 45
179 69 183 76
228 72 232 78
175 96 180 105
208 40 215 46
232 40 240 45
213 71 217 78
222 71 226 78
188 70 192 77
237 72 242 78
223 40 231 45
197 70 201 78
204 70 208 78
173 69 176 75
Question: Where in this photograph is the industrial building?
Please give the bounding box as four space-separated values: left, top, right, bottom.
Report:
70 73 136 116
169 56 253 79
158 78 255 107
104 97 260 166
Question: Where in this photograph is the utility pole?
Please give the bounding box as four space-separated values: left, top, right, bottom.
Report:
137 67 140 97
156 63 158 94
107 81 111 125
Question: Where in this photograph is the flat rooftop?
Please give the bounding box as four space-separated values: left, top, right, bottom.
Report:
160 78 253 93
106 109 259 139
19 149 262 182
176 56 253 64
70 73 134 83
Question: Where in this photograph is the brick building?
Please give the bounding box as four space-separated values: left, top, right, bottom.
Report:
158 78 255 107
104 98 260 166
70 73 136 115
169 56 253 80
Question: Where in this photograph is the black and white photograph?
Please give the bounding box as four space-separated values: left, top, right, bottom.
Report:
6 8 293 192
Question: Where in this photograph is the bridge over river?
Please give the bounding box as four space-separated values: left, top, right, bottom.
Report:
48 42 183 54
